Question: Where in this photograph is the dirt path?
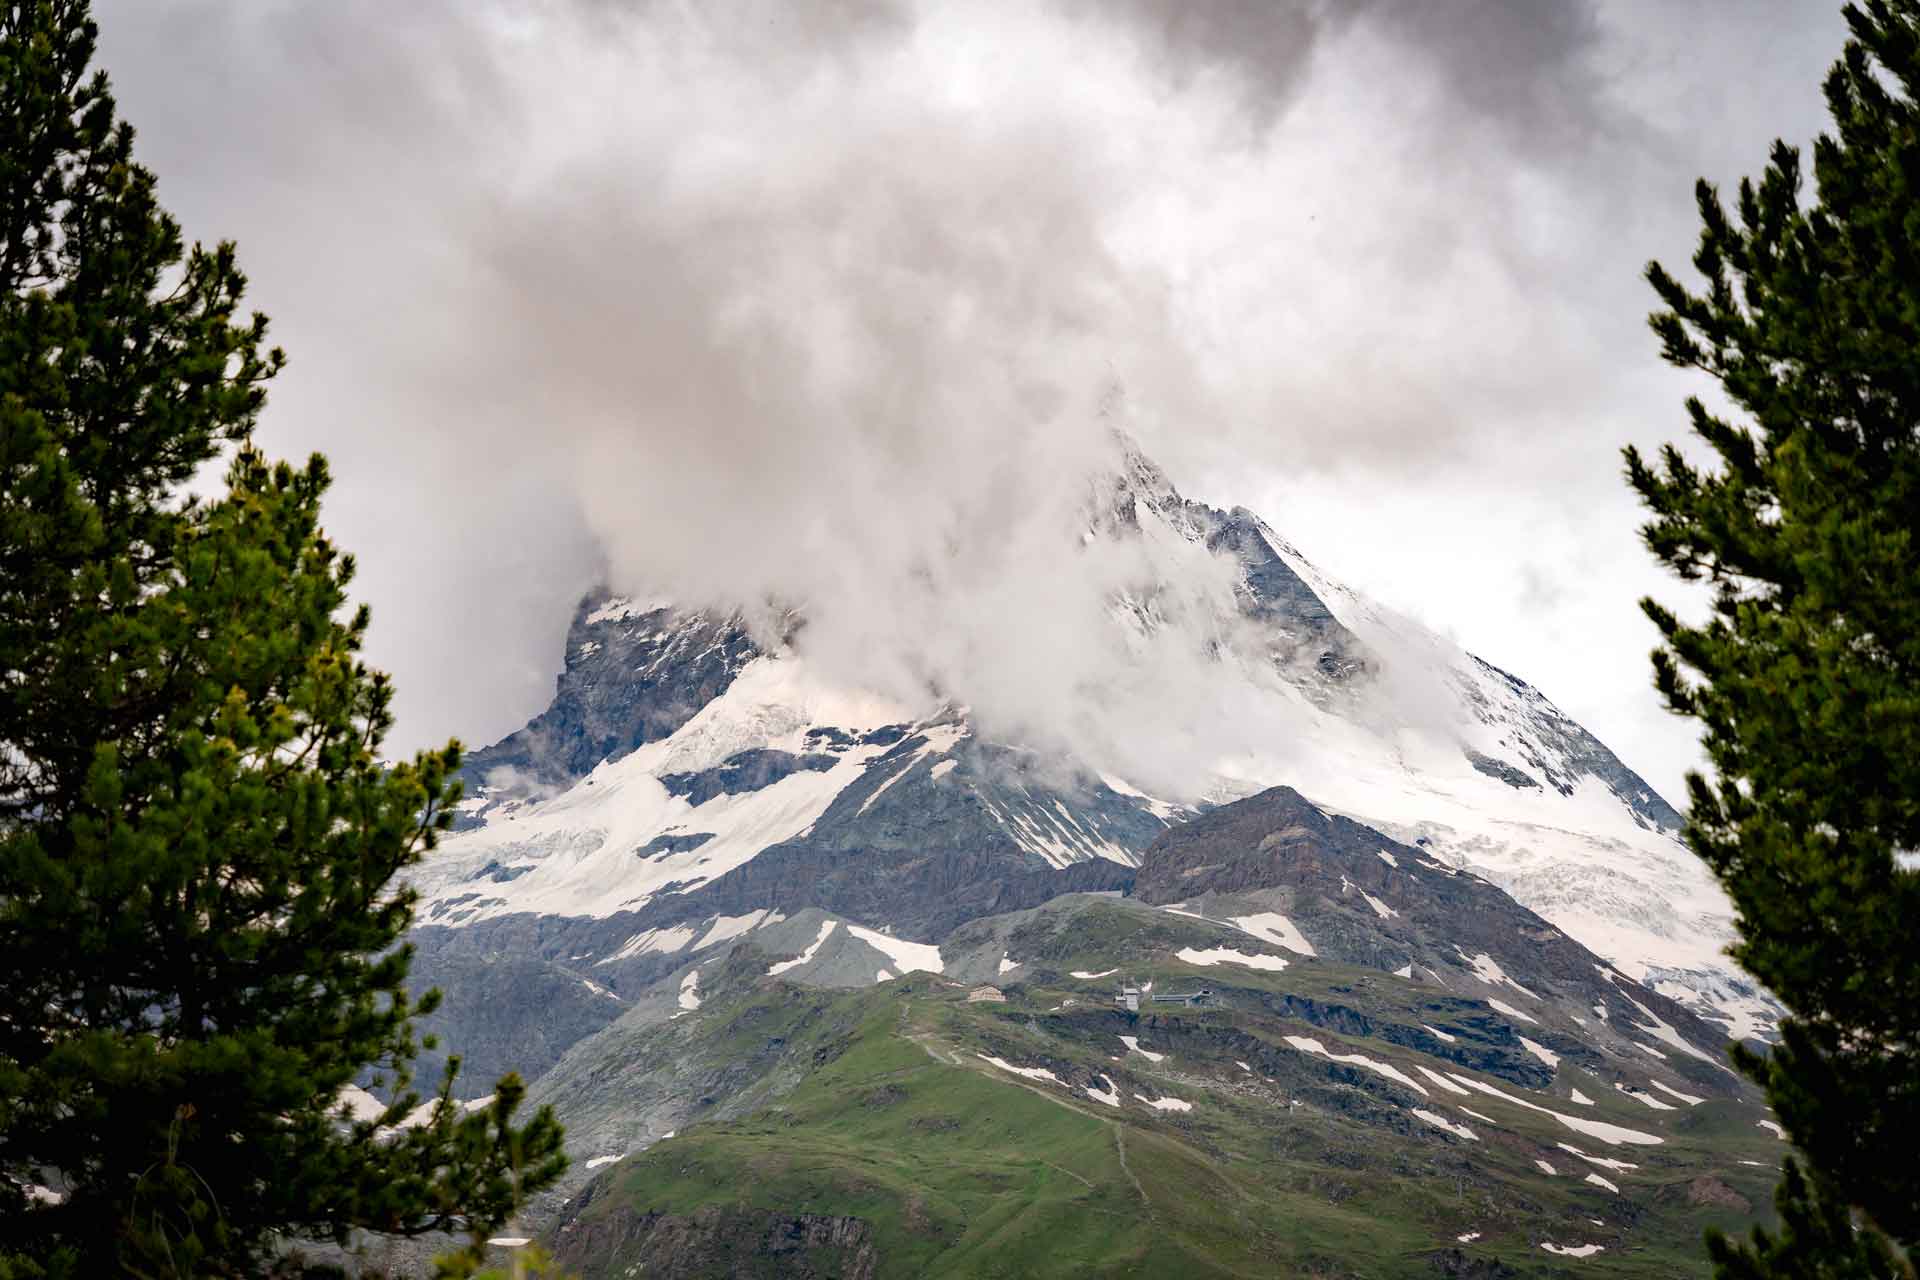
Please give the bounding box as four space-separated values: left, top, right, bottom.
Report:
1113 1125 1156 1220
906 1030 965 1067
1043 1161 1097 1190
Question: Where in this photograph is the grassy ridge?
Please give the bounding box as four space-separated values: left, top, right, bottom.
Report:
550 977 1775 1278
542 896 1782 1278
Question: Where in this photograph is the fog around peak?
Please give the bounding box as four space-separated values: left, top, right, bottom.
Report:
94 0 1844 800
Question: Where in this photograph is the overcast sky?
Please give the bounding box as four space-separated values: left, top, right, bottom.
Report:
94 0 1846 803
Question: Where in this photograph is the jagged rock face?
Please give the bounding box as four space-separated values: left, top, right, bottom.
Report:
459 597 758 810
590 732 1156 941
1207 506 1365 679
1134 784 1383 902
660 747 838 806
1128 786 1738 1098
1462 656 1683 833
614 840 1136 945
405 435 1775 1103
1095 442 1363 679
402 947 629 1094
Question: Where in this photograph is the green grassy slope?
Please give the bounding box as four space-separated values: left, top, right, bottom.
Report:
544 912 1782 1279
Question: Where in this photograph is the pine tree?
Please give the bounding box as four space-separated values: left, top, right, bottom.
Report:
1627 1 1920 1275
0 3 565 1275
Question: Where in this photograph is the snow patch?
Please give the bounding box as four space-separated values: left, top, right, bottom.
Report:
1423 1024 1458 1044
1413 1109 1478 1140
1072 968 1118 979
1616 1083 1675 1111
1518 1037 1559 1069
584 595 666 625
1650 1080 1706 1106
1621 991 1731 1072
1541 1243 1605 1258
677 969 702 1011
337 1085 389 1124
1119 1035 1165 1062
1444 1075 1665 1146
1569 1088 1595 1106
1138 1094 1192 1112
846 923 943 975
1176 945 1288 971
1359 888 1398 919
1458 949 1538 998
1488 998 1538 1025
977 1055 1063 1086
856 724 966 817
1086 1075 1122 1107
584 1154 625 1170
767 920 838 976
1759 1119 1786 1140
693 908 782 951
1415 1065 1472 1096
1285 1036 1429 1097
1535 1159 1558 1175
1586 1172 1620 1193
605 925 699 965
1229 911 1316 956
1557 1143 1640 1173
1377 849 1399 868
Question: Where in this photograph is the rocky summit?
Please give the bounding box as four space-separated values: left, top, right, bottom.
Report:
393 439 1785 1277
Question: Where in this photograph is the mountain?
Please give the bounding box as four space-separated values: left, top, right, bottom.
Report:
492 787 1782 1278
385 436 1789 1275
403 437 1772 1097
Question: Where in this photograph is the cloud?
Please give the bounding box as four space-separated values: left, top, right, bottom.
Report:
90 0 1845 801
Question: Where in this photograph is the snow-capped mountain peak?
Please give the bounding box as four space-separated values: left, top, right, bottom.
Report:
414 435 1773 1041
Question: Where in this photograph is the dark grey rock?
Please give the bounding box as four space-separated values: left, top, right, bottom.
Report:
1467 656 1683 831
1133 784 1733 1092
1466 750 1542 790
1096 436 1364 681
660 748 837 806
636 832 716 857
456 594 758 817
402 949 628 1100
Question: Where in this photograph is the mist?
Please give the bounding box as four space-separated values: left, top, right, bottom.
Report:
93 0 1845 801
